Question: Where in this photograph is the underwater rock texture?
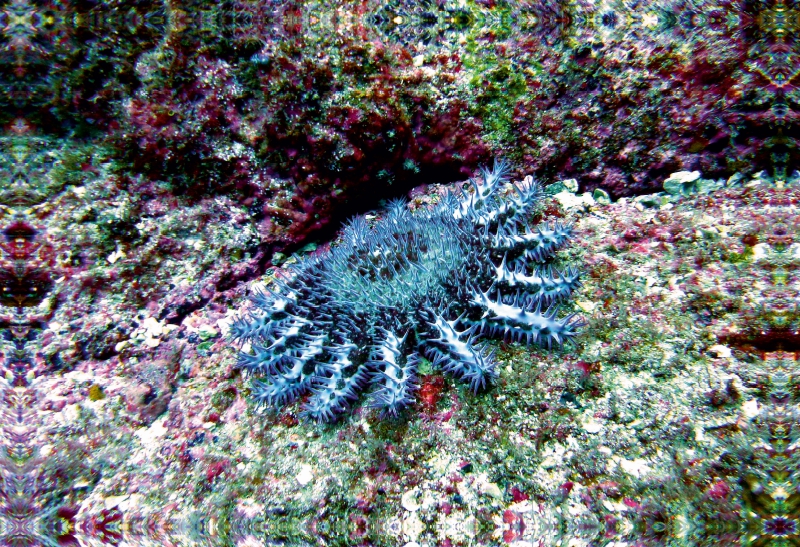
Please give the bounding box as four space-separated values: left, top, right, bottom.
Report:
232 161 582 421
3 0 800 545
11 175 795 547
7 0 796 267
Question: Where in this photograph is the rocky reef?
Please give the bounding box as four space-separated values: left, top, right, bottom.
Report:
1 0 799 546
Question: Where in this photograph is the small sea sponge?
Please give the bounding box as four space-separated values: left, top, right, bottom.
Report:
231 160 583 422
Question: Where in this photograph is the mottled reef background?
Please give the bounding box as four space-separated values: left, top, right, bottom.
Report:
1 1 799 546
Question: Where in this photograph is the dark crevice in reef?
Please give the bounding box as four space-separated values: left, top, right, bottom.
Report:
304 163 469 249
721 329 800 355
160 296 214 326
160 164 468 327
